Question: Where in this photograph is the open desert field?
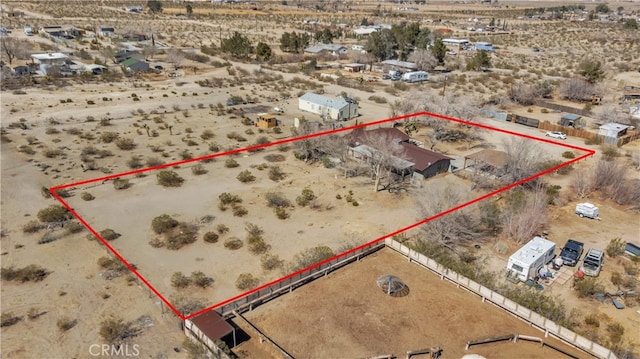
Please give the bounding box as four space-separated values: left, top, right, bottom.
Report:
2 0 640 357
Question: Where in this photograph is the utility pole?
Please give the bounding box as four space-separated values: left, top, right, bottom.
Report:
442 75 448 99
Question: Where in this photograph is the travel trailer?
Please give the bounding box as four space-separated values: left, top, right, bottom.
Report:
575 202 599 219
506 236 556 282
402 71 429 83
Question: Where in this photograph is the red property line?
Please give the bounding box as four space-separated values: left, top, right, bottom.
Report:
49 112 595 321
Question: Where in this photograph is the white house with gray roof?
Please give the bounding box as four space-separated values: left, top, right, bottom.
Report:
298 92 358 121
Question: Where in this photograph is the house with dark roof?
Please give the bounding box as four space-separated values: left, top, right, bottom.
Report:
346 127 452 178
303 44 348 56
120 57 149 72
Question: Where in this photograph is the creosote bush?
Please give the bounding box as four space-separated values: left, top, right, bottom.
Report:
224 158 239 168
171 272 191 288
99 228 120 241
1 265 49 282
81 192 95 201
57 317 78 331
157 170 184 187
203 232 219 243
37 204 72 223
296 188 316 207
224 237 243 250
236 170 255 183
115 138 136 150
151 214 179 234
261 253 284 271
235 273 259 291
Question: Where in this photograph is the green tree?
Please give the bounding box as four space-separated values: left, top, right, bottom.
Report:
220 32 253 58
279 31 310 53
414 28 431 49
186 4 193 18
314 28 333 44
623 18 638 30
579 59 605 83
466 50 491 71
595 3 610 13
255 42 272 61
391 22 421 61
365 29 396 62
430 38 447 65
147 0 162 13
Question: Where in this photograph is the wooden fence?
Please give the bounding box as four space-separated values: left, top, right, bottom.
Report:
537 121 596 140
534 100 592 117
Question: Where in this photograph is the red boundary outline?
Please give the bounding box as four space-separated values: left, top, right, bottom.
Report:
49 111 595 321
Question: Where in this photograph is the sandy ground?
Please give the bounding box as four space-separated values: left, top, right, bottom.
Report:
243 248 587 359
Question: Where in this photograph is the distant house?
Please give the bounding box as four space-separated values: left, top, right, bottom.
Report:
622 85 640 102
115 50 144 63
97 26 115 38
347 127 452 178
303 44 348 56
353 27 378 37
559 113 585 128
120 58 149 72
31 52 69 75
343 63 365 72
380 59 417 72
473 42 495 52
124 5 144 12
298 92 358 121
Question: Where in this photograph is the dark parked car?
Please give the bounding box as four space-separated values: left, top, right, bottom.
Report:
559 239 584 266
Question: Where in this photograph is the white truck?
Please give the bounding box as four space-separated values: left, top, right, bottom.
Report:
575 202 599 219
402 71 429 83
506 236 556 282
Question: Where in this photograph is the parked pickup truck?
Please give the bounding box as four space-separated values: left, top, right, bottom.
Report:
560 239 584 266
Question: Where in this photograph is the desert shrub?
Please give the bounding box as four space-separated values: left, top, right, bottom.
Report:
54 188 72 198
57 317 77 331
1 313 23 327
165 223 198 250
208 143 220 152
275 207 289 219
562 151 576 159
584 313 600 327
100 131 120 143
99 318 137 345
23 220 42 233
368 95 387 104
146 157 164 167
37 205 71 223
191 164 207 175
264 154 286 162
171 272 191 288
235 273 259 291
218 193 242 210
127 156 143 169
289 246 335 271
236 170 255 183
265 192 291 208
81 192 95 201
574 277 604 298
261 253 284 271
151 214 179 234
607 322 625 344
203 232 219 243
216 224 229 234
268 166 286 182
232 205 248 217
157 170 184 187
200 129 215 140
296 188 316 207
224 158 239 168
65 221 85 235
113 178 131 190
190 271 214 288
45 127 60 135
99 229 120 241
224 237 243 250
1 265 49 282
606 237 626 258
115 138 136 150
43 148 64 158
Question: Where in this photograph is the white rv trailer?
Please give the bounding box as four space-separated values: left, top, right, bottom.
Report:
402 71 429 83
506 236 556 282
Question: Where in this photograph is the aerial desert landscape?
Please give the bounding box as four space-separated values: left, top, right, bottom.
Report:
1 0 639 358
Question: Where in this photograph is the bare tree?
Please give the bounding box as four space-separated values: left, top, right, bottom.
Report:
591 104 631 125
502 137 544 186
559 78 597 101
417 184 481 247
570 168 593 199
1 37 32 65
142 44 157 61
165 49 184 70
502 186 548 244
358 132 406 192
508 82 538 105
408 49 438 71
100 46 116 64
